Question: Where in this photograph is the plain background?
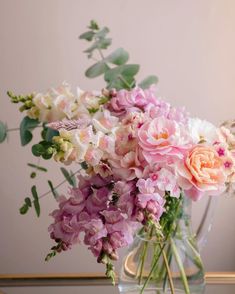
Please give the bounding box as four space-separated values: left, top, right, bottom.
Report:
0 0 235 279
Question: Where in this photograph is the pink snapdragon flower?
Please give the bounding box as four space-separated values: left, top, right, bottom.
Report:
136 178 165 221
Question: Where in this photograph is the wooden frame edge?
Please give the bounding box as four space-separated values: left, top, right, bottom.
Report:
0 272 235 287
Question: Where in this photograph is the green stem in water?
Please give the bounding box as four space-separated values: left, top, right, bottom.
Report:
138 240 149 285
140 245 165 294
162 246 175 294
170 238 190 294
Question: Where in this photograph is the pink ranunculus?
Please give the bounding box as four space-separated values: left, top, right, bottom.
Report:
177 145 226 200
138 116 191 163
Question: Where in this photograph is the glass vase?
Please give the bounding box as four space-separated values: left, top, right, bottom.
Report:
118 197 209 294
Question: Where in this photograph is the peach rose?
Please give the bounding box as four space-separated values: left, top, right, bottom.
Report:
178 145 226 200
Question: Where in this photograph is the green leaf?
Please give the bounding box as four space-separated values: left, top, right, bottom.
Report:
32 144 45 157
95 27 109 38
104 64 140 90
105 64 139 82
27 163 47 172
42 152 53 160
98 38 112 49
84 38 112 54
106 48 129 65
20 116 40 146
88 20 99 30
0 121 7 143
31 185 40 217
88 107 99 114
20 203 29 215
79 31 95 41
45 128 59 142
25 197 32 207
85 61 109 78
138 75 158 89
60 167 75 187
69 171 76 187
48 180 59 199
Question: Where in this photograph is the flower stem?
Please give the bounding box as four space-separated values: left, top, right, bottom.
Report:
162 246 175 294
138 240 149 285
140 245 165 294
170 238 190 294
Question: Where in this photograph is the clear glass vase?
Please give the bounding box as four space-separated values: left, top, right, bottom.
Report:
118 196 213 294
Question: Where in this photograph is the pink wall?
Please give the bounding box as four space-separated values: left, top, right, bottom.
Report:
0 0 235 278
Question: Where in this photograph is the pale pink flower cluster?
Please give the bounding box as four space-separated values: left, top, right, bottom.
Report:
38 83 235 260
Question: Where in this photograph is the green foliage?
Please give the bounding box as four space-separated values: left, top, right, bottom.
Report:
20 116 40 146
85 61 109 78
80 20 158 90
106 48 129 65
30 172 37 178
32 185 40 217
45 241 63 261
139 75 158 89
104 64 139 89
27 163 47 172
48 180 59 199
19 197 32 215
32 141 55 160
0 121 7 143
45 128 59 142
60 167 76 187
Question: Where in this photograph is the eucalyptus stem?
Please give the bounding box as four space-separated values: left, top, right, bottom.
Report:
7 125 42 132
38 168 81 200
170 238 190 294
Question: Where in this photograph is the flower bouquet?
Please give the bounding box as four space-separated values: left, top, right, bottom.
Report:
1 21 235 294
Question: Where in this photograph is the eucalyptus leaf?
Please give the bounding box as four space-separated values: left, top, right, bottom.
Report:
60 167 75 187
104 64 139 89
45 128 59 142
79 31 95 41
0 121 7 143
32 144 44 157
88 20 99 30
85 61 109 78
20 116 40 146
31 185 40 217
69 171 76 187
27 163 47 172
42 152 53 160
138 75 158 89
20 203 29 215
99 38 112 49
95 27 109 38
106 48 129 65
48 180 59 199
25 197 32 207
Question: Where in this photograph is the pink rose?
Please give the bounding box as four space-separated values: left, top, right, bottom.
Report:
178 145 226 200
138 116 190 163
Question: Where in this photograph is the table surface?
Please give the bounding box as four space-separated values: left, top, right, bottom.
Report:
1 273 235 294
